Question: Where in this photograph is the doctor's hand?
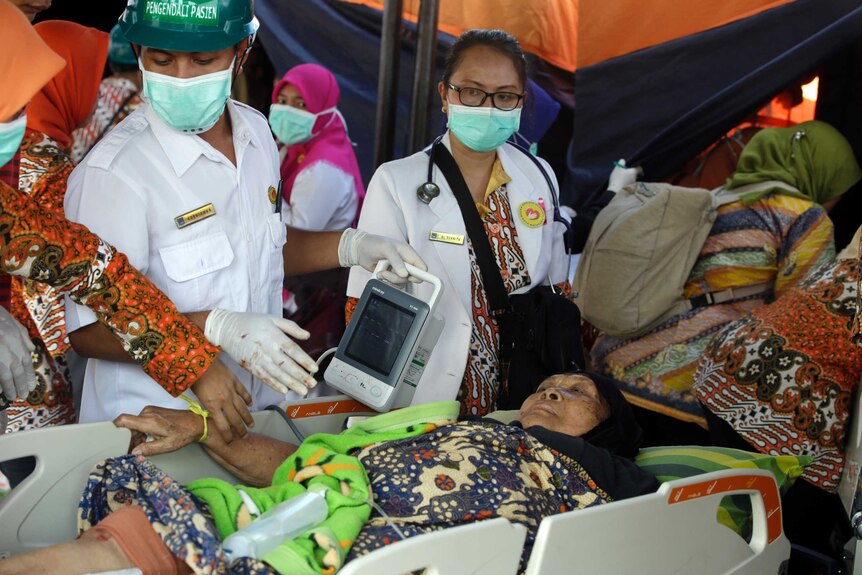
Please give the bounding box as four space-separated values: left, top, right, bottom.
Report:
191 358 253 442
204 309 318 397
0 306 37 404
338 228 428 284
114 405 203 457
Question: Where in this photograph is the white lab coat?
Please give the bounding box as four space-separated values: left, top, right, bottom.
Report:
347 133 570 405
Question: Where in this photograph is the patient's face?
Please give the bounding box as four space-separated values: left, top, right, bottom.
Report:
516 373 610 437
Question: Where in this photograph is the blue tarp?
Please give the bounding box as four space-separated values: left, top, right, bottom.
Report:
566 0 862 207
257 0 444 184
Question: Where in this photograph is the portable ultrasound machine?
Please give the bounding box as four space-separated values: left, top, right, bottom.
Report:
324 260 444 412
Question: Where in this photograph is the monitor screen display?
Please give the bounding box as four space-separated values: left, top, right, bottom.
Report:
344 294 417 380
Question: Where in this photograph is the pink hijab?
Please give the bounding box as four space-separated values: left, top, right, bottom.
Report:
272 64 365 210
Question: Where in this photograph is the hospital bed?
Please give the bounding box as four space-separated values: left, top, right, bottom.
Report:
0 394 791 574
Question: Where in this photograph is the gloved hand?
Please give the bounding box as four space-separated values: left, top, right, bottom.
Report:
338 228 428 284
0 306 37 403
204 309 318 397
608 159 643 193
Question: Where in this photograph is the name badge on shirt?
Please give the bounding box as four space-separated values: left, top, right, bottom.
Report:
175 203 216 229
429 231 465 245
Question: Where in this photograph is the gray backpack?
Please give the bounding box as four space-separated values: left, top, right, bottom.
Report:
572 180 797 338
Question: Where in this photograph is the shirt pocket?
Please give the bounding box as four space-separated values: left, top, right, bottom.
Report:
159 231 235 311
267 213 287 248
264 213 286 296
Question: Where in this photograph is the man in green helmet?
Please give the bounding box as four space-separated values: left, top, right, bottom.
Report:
64 0 425 426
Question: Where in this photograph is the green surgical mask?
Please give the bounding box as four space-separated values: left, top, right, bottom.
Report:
140 57 234 134
268 104 337 146
447 103 521 152
0 115 26 167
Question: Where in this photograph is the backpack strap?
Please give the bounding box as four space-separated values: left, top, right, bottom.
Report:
434 144 520 401
432 144 512 318
713 180 802 207
686 281 772 310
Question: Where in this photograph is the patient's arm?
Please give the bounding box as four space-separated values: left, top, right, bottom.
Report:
114 407 297 487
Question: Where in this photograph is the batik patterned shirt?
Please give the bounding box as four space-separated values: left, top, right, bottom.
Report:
694 255 862 492
0 174 219 411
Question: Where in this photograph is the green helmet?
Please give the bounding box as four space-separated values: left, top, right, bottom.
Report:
108 24 137 65
119 0 258 53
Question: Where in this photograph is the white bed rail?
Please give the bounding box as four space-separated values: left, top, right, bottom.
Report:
0 395 374 557
525 468 789 575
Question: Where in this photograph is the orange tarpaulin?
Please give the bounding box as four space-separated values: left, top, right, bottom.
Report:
578 0 793 68
339 0 794 72
340 0 577 72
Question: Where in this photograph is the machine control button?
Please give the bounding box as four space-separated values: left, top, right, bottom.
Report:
370 386 382 398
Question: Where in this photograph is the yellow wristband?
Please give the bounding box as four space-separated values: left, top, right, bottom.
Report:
180 394 210 442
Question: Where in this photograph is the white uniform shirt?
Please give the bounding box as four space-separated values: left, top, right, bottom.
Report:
65 100 289 422
280 155 358 231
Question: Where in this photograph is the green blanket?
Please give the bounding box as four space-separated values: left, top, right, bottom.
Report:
187 401 460 575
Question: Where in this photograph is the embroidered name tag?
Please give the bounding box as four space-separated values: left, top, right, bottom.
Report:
175 203 216 229
429 231 465 245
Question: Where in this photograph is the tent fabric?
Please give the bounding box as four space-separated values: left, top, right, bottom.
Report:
257 0 561 182
338 0 794 73
339 0 578 72
256 0 421 183
577 0 793 69
565 0 862 207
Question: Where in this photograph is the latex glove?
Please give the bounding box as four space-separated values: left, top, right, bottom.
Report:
608 159 643 192
0 306 37 403
338 228 428 284
205 309 318 396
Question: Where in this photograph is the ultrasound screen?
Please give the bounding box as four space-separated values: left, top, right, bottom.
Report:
344 294 416 379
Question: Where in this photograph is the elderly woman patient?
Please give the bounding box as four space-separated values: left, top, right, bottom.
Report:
0 372 657 575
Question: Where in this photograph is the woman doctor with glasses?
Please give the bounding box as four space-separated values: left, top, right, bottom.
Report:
347 29 570 417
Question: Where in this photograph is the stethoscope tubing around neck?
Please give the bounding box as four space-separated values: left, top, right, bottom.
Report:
418 134 564 228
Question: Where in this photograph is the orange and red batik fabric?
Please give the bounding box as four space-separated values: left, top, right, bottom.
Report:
0 177 218 410
6 131 76 430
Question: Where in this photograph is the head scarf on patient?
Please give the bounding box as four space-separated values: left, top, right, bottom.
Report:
578 372 644 458
518 370 644 459
727 120 862 206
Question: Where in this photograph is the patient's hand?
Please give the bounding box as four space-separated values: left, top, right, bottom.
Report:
114 406 204 457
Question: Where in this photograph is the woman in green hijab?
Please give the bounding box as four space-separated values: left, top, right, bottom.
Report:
592 120 861 434
728 120 862 208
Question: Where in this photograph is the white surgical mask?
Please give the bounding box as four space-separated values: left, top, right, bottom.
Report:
447 103 521 152
140 56 235 134
268 104 339 145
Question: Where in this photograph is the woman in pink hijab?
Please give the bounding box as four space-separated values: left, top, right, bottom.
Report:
269 64 365 231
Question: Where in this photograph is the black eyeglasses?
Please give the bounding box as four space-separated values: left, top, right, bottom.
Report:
447 83 524 111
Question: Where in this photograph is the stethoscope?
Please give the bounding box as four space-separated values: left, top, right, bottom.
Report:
415 134 574 259
416 134 445 204
416 134 565 225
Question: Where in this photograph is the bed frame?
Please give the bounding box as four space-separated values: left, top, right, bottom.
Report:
0 395 791 574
